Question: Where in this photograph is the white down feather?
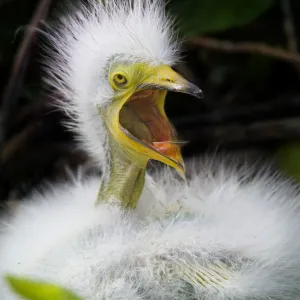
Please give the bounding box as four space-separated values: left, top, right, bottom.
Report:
1 159 300 300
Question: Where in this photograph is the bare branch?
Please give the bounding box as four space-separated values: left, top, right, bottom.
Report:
281 0 298 52
0 0 53 149
188 37 300 65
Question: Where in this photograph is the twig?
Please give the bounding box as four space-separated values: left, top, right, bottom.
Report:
1 123 41 162
280 0 300 76
0 0 52 149
188 37 300 65
281 0 298 52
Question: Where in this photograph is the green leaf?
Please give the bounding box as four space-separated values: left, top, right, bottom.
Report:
5 276 83 300
276 142 300 182
169 0 273 36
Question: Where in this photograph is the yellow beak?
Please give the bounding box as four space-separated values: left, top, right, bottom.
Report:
140 65 202 99
106 64 202 177
137 65 202 175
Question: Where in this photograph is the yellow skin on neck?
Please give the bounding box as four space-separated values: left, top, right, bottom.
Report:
97 62 201 207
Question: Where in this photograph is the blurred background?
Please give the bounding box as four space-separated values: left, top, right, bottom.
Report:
1 0 300 205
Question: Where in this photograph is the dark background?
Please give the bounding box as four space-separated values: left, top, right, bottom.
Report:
1 0 300 203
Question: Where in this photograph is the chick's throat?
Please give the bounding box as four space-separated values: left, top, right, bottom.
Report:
118 89 185 174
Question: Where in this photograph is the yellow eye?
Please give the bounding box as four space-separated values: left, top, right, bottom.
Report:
113 73 128 87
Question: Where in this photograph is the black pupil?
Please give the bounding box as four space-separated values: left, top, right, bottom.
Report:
117 74 124 81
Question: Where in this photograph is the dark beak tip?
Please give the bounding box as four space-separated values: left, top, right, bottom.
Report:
195 89 203 99
188 83 203 99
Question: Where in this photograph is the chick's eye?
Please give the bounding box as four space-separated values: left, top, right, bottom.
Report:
113 73 128 87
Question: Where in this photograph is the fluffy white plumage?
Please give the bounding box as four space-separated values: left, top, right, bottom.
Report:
1 0 300 299
1 160 300 299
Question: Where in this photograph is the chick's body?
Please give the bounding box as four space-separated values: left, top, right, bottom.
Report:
1 159 300 300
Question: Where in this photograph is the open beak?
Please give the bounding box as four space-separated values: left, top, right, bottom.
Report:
116 65 202 176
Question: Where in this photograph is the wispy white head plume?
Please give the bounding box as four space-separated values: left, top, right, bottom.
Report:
45 0 180 167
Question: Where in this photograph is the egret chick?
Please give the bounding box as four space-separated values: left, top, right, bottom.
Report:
1 1 300 300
